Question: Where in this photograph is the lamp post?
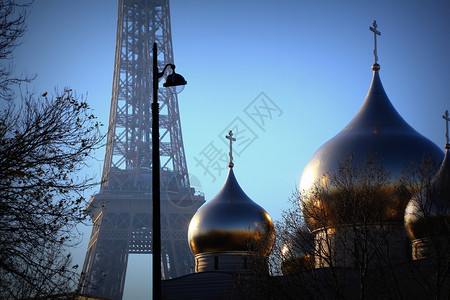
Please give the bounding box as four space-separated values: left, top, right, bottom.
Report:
151 42 187 300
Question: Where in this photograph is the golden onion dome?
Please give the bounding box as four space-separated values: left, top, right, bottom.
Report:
188 167 275 256
300 65 444 231
405 145 450 240
280 228 314 275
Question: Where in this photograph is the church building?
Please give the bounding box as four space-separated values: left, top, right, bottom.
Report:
162 21 450 299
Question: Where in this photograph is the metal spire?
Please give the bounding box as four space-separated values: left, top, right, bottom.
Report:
369 20 381 66
226 130 236 168
443 110 450 148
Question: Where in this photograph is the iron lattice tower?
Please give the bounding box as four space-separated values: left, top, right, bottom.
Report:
79 0 204 299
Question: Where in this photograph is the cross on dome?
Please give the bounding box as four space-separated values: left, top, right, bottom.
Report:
443 110 450 148
370 20 381 65
226 130 236 168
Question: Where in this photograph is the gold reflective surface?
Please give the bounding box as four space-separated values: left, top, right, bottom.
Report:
280 228 315 274
302 184 410 231
405 148 450 240
281 253 314 275
188 168 275 256
300 68 443 231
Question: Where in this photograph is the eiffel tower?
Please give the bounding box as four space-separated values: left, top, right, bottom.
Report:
79 0 205 299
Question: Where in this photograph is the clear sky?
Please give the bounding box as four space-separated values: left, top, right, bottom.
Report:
13 0 450 299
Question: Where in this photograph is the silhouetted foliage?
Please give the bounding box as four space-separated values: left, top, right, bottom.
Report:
239 156 450 300
0 91 103 299
0 0 34 101
403 158 450 300
0 1 104 298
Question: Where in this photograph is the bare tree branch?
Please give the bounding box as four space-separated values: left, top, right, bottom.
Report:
0 90 104 299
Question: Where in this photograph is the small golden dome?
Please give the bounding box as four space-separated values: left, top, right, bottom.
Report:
300 67 443 231
280 228 314 274
188 168 275 256
405 147 450 240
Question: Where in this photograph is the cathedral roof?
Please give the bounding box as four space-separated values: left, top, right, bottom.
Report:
299 63 443 231
405 142 450 240
188 166 275 256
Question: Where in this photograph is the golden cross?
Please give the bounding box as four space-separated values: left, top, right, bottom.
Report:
225 130 236 167
370 20 381 64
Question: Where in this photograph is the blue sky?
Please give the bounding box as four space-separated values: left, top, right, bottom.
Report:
13 0 450 298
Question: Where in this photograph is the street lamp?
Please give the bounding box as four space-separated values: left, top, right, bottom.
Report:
152 42 187 300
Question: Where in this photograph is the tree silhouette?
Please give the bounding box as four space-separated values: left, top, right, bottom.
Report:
238 156 450 299
0 1 104 298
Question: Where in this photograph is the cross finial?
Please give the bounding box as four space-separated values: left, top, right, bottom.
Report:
369 20 381 65
443 110 450 148
225 130 236 168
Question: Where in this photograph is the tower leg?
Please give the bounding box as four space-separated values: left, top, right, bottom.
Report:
78 0 205 298
80 211 130 300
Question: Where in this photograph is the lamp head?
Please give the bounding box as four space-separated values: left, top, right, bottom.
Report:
163 66 187 94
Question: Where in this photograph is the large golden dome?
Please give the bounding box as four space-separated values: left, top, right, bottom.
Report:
405 145 450 240
300 65 444 231
188 167 275 256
